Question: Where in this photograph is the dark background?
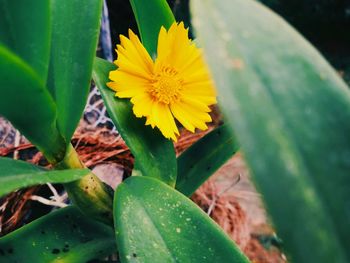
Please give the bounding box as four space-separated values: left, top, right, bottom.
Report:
106 0 350 84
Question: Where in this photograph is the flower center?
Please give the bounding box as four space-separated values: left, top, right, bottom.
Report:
149 66 183 104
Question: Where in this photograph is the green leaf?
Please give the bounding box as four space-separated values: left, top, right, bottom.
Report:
191 0 350 262
0 206 116 262
93 58 176 186
176 125 239 196
0 157 89 197
129 0 175 56
0 0 51 82
47 0 103 141
0 45 66 163
114 176 249 263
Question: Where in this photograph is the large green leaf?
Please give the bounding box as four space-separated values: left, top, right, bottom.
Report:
191 0 350 262
93 58 177 186
0 45 66 163
47 0 103 141
176 125 239 196
129 0 175 56
0 206 116 262
0 157 89 197
114 176 249 263
0 0 51 82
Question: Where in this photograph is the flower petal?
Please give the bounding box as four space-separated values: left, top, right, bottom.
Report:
152 103 179 141
131 93 154 118
107 21 217 141
128 29 154 73
181 97 211 112
171 101 211 132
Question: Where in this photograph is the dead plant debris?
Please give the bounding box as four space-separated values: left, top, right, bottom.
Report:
0 120 286 262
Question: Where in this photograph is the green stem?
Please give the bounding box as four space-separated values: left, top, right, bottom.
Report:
55 144 113 225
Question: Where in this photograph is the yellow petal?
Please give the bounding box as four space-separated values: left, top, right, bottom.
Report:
171 102 211 131
131 93 154 118
152 103 179 141
115 53 151 79
109 70 149 86
157 26 171 62
181 101 212 122
107 21 218 140
156 22 194 71
182 80 217 106
177 46 201 73
128 29 154 72
119 35 151 73
170 103 195 133
181 97 211 112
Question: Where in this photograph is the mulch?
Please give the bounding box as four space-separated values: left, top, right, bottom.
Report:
0 120 287 262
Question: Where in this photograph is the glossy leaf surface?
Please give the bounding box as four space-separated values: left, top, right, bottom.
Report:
114 176 249 263
191 0 350 262
129 0 175 56
0 157 89 197
176 125 239 196
0 0 51 82
48 0 103 141
0 206 115 262
0 45 66 163
93 58 177 186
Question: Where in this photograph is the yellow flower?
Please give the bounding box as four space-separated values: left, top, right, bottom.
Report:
107 22 217 141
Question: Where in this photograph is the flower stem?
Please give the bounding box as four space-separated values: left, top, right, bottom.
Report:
55 144 113 225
